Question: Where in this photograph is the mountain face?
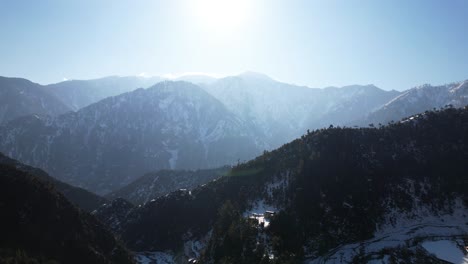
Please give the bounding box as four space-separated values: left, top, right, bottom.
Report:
0 153 106 212
0 163 134 264
202 73 319 148
362 80 468 126
107 167 230 205
202 73 401 148
310 84 401 128
95 107 468 263
45 76 163 110
0 81 264 194
0 76 71 125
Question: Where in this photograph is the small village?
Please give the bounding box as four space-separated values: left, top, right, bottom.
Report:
248 210 276 228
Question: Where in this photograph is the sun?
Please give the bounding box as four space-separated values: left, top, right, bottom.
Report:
190 0 251 33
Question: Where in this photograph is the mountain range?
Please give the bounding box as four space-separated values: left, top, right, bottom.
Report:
201 73 401 147
363 80 468 126
1 70 467 263
0 73 467 195
0 81 261 194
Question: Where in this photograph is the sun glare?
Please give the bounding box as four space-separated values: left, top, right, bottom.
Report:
190 0 251 34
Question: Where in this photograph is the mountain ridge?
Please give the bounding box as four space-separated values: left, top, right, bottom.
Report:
0 76 72 124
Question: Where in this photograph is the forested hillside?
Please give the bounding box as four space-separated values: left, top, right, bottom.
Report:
96 106 468 263
0 164 134 264
0 153 107 211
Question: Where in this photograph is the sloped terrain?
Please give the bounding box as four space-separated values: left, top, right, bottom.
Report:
202 73 401 148
0 152 106 211
46 76 163 110
0 164 134 264
0 81 264 194
107 167 230 205
362 80 468 126
0 76 71 124
96 107 468 263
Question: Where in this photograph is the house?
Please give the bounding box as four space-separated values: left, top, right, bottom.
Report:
252 213 262 218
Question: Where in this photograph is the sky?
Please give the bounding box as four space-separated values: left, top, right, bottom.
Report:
0 0 467 90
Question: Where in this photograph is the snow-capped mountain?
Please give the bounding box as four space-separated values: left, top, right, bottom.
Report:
0 76 72 124
202 72 400 147
362 80 468 126
202 72 318 147
305 84 401 128
2 73 468 198
0 81 264 194
45 75 163 110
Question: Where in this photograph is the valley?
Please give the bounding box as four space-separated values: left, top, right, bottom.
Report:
2 1 468 262
1 72 468 263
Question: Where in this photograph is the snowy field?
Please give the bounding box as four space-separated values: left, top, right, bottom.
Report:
306 199 468 263
422 240 468 264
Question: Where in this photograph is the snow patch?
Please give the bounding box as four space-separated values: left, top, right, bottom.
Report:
184 240 205 259
306 198 468 263
243 199 278 217
243 199 278 228
182 229 212 261
422 240 468 264
135 251 174 264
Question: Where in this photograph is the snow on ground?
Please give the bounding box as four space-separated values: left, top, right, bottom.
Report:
184 239 205 258
245 200 280 230
243 199 278 217
183 230 212 260
242 174 288 228
250 214 270 228
243 199 278 227
422 240 468 264
135 251 174 264
306 198 468 264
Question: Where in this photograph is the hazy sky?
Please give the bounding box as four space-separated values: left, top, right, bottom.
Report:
1 0 467 90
